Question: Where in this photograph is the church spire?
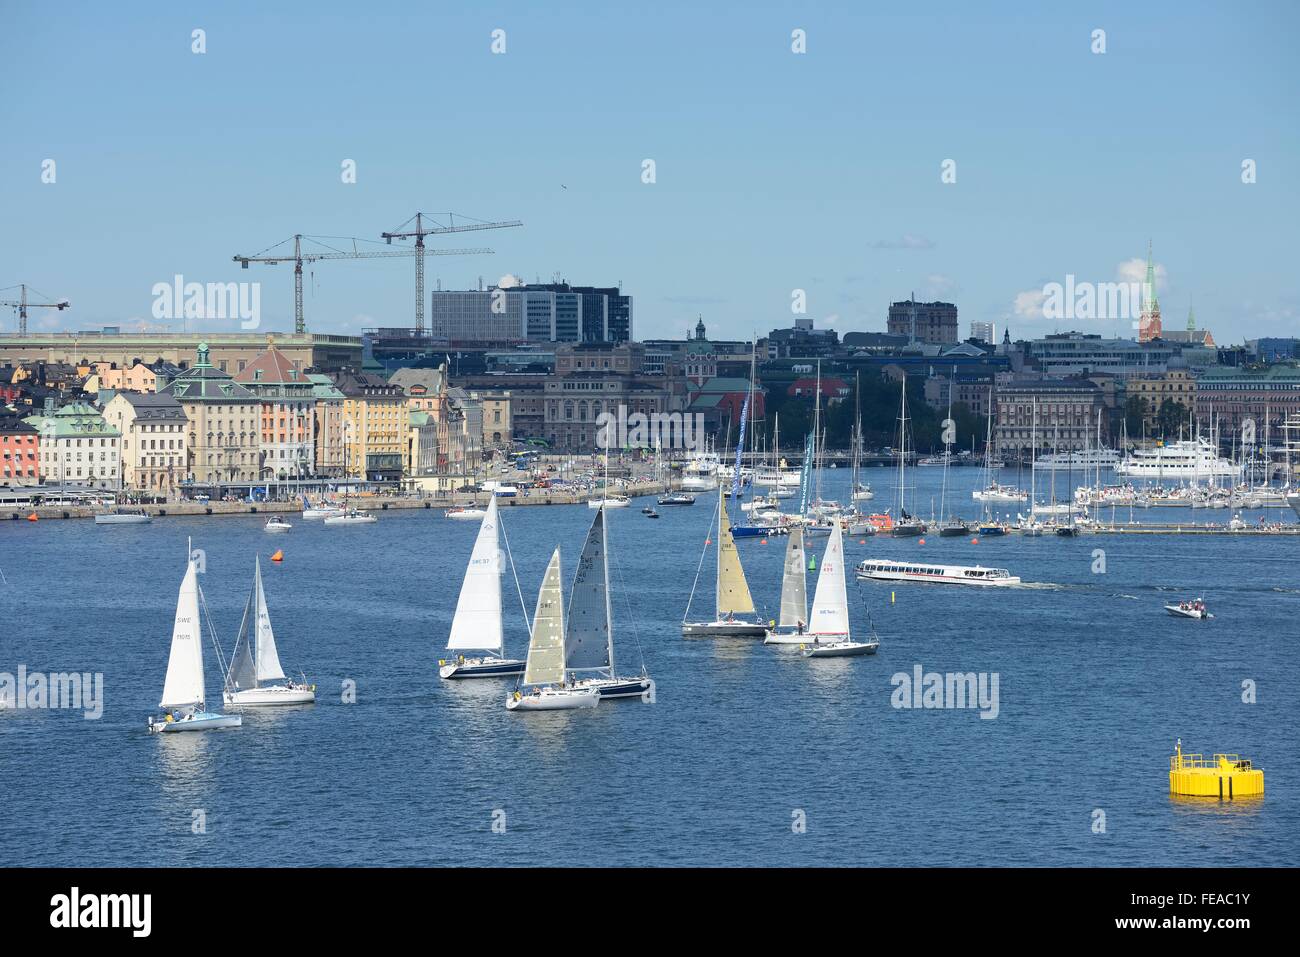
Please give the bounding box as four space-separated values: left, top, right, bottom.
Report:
1138 240 1162 342
1187 297 1196 332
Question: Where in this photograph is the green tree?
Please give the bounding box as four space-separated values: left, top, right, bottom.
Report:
1124 396 1147 440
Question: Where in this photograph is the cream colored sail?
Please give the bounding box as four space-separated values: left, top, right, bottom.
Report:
715 487 756 616
522 548 566 686
160 559 206 709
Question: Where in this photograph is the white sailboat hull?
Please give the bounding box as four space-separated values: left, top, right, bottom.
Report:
149 711 242 733
573 676 654 699
764 630 812 645
324 513 377 525
506 686 600 711
223 685 315 706
301 508 340 520
95 513 151 525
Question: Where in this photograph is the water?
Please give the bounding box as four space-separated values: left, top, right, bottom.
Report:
1 467 1296 866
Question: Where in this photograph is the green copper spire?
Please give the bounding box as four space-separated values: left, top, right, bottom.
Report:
195 341 211 368
1187 298 1196 331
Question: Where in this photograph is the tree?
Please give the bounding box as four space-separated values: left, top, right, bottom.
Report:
1156 398 1190 439
1124 396 1147 440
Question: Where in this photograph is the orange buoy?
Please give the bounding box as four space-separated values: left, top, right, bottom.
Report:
760 538 768 544
859 539 866 544
971 537 979 544
270 549 284 563
26 513 38 522
918 538 926 545
704 539 712 546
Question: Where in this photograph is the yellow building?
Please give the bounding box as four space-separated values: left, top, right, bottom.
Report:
332 370 405 482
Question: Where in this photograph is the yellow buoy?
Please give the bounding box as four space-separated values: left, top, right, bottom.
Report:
1169 739 1263 798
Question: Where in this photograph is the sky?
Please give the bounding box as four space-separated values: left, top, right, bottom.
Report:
2 1 1298 345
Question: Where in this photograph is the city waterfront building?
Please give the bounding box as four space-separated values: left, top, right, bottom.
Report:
331 369 406 482
102 392 188 495
1028 332 1173 377
235 340 317 481
0 330 362 374
24 400 121 490
993 376 1107 460
164 342 260 488
0 415 40 486
1193 363 1300 440
307 373 346 477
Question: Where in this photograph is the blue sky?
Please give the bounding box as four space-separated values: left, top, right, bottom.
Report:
2 1 1297 344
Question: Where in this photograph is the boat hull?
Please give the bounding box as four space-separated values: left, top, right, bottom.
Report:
149 711 242 733
439 656 527 679
264 523 292 533
506 687 600 711
1165 605 1212 620
938 524 970 537
445 509 487 521
223 685 315 706
95 514 151 525
324 515 376 525
801 640 879 658
682 620 769 638
575 676 654 699
301 509 340 520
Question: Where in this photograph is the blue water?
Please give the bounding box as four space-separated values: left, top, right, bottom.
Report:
1 467 1296 866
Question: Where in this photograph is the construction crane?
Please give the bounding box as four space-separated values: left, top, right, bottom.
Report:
381 212 522 335
233 234 493 334
0 284 70 336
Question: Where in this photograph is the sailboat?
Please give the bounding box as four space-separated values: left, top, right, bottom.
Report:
682 485 769 637
506 548 600 711
891 373 927 536
566 506 653 699
937 369 970 537
223 556 315 705
301 493 342 521
851 372 874 502
1017 398 1045 535
324 444 376 525
800 522 878 657
763 527 810 645
439 495 527 679
148 552 242 733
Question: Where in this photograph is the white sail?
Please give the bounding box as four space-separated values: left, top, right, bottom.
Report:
777 527 807 629
523 548 566 687
808 522 850 637
447 495 504 652
252 557 285 682
159 560 206 709
566 508 612 674
227 586 257 691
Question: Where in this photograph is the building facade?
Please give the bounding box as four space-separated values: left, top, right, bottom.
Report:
1193 363 1300 441
887 300 959 345
994 377 1107 461
164 342 260 487
332 369 406 482
102 392 188 495
24 401 122 490
0 416 40 486
235 341 317 481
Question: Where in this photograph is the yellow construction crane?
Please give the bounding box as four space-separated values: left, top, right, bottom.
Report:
382 212 522 335
1 283 70 336
233 234 493 334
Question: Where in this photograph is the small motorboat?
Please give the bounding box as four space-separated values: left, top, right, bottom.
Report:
644 509 660 519
445 506 488 521
657 493 696 506
264 516 292 533
641 505 654 514
323 508 377 526
95 508 151 525
1165 599 1213 620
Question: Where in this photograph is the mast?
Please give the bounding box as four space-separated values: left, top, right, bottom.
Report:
896 373 908 519
939 366 953 522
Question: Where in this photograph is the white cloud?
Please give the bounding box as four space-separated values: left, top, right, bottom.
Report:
1012 289 1047 320
1116 257 1167 291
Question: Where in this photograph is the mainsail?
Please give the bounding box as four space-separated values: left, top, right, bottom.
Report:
252 557 285 682
716 487 756 616
522 548 566 687
777 527 807 629
227 586 257 691
447 495 504 652
566 508 612 673
808 522 850 637
159 559 206 709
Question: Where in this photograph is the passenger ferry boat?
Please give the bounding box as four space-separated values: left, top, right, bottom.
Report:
855 559 1021 587
1115 438 1241 480
1032 448 1121 471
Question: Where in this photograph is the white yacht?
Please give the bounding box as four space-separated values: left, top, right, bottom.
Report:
1115 438 1241 479
223 557 315 706
1033 448 1121 471
855 559 1021 587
